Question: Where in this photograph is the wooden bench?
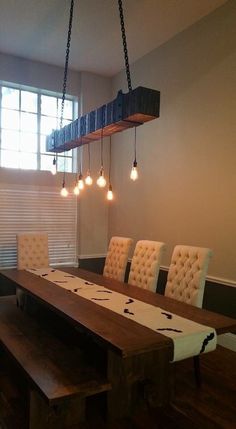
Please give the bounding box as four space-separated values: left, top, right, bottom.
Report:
0 296 111 429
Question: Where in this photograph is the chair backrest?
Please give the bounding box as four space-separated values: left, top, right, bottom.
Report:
128 240 166 292
103 236 133 282
17 233 49 270
165 245 212 308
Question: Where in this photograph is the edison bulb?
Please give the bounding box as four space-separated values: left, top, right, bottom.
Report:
78 174 84 190
107 185 114 201
130 161 138 181
51 158 57 175
78 179 84 190
60 185 68 197
73 184 80 195
85 171 93 186
97 169 106 188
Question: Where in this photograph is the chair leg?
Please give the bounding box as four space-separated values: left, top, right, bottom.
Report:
193 355 201 388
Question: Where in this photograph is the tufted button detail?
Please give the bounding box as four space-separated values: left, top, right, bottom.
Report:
17 233 49 270
103 237 133 282
165 245 212 308
128 240 166 292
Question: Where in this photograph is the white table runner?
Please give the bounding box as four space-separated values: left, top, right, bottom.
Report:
27 268 217 362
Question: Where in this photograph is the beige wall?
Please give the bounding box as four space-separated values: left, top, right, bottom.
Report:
0 52 80 95
78 72 112 257
109 0 236 283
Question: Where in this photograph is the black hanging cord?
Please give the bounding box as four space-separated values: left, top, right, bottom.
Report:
134 126 137 162
100 128 104 168
88 143 91 171
100 105 105 168
118 0 132 92
53 135 56 164
109 136 112 183
60 0 74 184
79 146 82 174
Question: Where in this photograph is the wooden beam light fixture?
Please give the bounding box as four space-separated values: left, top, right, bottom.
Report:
46 86 160 153
46 0 160 159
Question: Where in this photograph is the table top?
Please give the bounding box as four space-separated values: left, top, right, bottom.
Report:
1 268 235 359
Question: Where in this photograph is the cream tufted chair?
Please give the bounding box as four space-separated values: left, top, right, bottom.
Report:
103 236 133 282
17 233 49 270
165 245 212 308
165 244 213 387
128 240 166 292
16 233 49 309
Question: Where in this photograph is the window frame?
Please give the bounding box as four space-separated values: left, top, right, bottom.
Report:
0 81 78 173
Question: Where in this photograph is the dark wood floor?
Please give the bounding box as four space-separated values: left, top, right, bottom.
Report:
89 345 236 429
0 346 235 429
168 346 236 429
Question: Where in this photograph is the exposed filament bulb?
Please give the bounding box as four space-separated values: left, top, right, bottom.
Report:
51 157 57 175
60 182 68 197
130 160 138 181
97 168 106 188
85 171 93 186
107 184 114 201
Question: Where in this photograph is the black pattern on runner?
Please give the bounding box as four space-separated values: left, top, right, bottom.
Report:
125 298 134 304
96 290 112 294
84 281 94 285
157 328 183 333
64 275 75 278
124 308 134 315
42 273 48 276
91 298 110 301
161 312 172 320
200 332 215 353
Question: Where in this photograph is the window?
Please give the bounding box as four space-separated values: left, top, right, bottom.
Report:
0 83 78 172
0 188 78 268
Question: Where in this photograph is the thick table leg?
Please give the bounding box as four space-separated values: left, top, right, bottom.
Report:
107 347 171 420
29 390 85 429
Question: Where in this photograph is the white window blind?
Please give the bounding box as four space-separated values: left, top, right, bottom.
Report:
0 188 78 268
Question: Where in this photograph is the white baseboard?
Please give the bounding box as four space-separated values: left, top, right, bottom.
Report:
217 333 236 352
78 257 236 287
160 265 236 288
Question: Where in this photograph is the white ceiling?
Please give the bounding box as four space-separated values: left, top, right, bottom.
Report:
0 0 227 76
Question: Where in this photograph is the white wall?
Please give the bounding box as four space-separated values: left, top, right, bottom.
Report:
109 0 236 283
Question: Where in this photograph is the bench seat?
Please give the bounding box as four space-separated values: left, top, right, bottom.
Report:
0 295 111 428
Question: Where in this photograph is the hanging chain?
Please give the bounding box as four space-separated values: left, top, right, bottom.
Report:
118 0 132 92
60 0 74 129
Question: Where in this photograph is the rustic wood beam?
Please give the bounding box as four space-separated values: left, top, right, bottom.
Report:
46 86 160 153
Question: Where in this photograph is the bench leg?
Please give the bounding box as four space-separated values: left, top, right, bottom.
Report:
29 390 86 429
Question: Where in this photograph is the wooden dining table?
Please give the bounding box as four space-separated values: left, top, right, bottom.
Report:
1 267 236 419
